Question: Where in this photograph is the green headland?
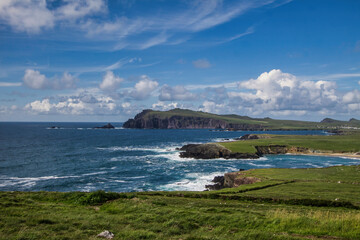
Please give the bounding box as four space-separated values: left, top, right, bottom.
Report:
123 108 360 130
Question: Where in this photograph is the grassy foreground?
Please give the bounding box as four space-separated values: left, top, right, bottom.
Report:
1 166 360 239
219 133 360 154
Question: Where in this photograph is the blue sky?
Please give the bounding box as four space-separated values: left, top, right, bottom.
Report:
0 0 360 122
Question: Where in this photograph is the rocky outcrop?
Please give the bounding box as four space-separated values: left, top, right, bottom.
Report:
179 141 312 160
179 143 259 159
94 123 115 129
255 145 288 155
205 176 224 190
223 172 260 188
205 171 260 190
236 134 271 140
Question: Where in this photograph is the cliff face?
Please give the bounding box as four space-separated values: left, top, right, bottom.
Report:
123 116 229 129
123 110 263 129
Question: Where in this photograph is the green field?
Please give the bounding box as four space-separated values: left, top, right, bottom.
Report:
1 165 360 239
219 133 360 154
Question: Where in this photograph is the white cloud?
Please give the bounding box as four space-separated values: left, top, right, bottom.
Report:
199 101 227 114
0 0 105 34
192 59 212 69
25 93 119 115
129 75 159 100
23 69 47 89
0 0 54 33
0 1 281 49
231 69 339 114
152 101 181 111
0 82 22 87
23 69 77 90
343 90 360 104
159 85 196 101
55 0 105 20
99 71 124 91
25 99 52 112
216 26 255 44
137 32 169 50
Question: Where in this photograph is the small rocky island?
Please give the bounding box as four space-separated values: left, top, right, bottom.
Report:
93 123 115 129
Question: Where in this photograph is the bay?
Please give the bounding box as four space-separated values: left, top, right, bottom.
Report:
0 122 358 192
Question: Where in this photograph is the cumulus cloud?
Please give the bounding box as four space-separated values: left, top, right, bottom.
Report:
0 0 105 34
343 90 360 104
128 75 159 100
231 69 339 114
25 93 118 115
23 69 47 89
199 101 227 114
0 0 54 33
23 69 77 90
192 59 211 69
159 85 196 101
25 99 52 112
99 71 124 91
152 101 181 111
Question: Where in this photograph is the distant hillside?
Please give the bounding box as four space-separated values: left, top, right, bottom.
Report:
123 109 360 130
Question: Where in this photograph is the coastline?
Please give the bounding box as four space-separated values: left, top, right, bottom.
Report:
287 152 360 159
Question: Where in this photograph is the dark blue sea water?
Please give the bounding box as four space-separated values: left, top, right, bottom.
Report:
0 122 359 192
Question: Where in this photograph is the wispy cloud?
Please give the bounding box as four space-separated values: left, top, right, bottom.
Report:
0 82 22 87
0 0 288 50
299 73 360 81
216 26 255 44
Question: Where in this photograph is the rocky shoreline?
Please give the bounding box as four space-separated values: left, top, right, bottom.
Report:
176 134 360 191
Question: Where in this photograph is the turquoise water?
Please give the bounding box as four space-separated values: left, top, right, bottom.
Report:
0 122 358 192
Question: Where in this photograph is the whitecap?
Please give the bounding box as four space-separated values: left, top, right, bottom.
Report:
247 163 273 167
158 171 226 191
113 180 126 183
82 171 107 176
97 146 178 153
0 175 79 188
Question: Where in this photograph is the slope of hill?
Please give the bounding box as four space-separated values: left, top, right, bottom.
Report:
123 108 360 130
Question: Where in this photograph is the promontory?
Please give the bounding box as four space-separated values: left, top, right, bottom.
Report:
123 108 360 130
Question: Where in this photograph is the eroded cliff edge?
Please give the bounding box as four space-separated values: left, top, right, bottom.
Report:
123 109 263 129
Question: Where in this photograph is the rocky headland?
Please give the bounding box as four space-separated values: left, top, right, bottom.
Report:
178 143 259 159
123 109 360 130
123 109 263 130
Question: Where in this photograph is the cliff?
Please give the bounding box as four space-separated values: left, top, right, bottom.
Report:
123 109 264 129
123 109 360 130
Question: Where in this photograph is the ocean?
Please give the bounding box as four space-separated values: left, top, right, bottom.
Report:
0 122 359 192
